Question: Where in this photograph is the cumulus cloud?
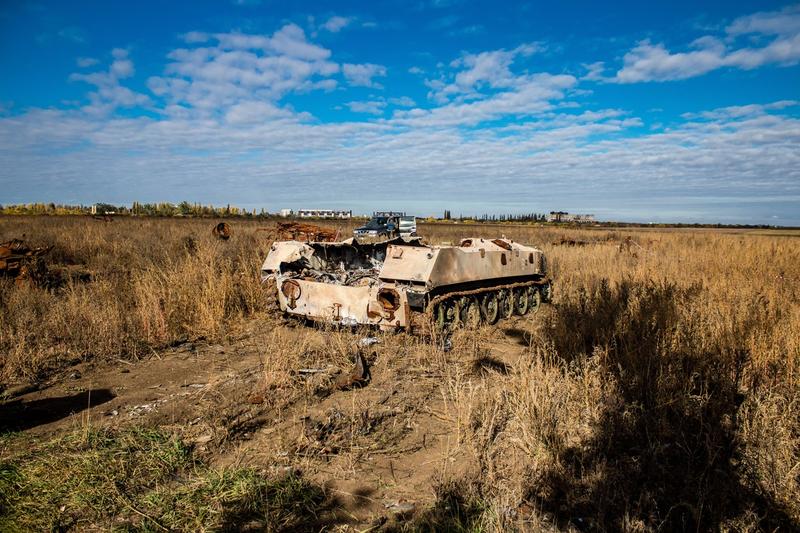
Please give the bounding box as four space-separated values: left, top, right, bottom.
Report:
2 99 797 223
427 43 542 102
342 63 387 87
346 100 386 115
4 16 800 224
110 48 134 78
614 4 800 82
388 96 416 107
224 101 300 124
581 61 606 81
76 57 99 68
146 24 344 114
322 16 351 33
181 31 210 44
726 4 800 36
399 73 577 127
69 48 148 114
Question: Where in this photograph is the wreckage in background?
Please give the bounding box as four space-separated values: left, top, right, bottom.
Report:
0 239 51 285
261 236 551 331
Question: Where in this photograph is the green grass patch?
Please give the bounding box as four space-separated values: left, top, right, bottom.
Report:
0 428 324 532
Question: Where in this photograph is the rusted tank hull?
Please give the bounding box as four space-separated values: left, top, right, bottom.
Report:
380 238 546 288
275 278 409 330
262 237 551 331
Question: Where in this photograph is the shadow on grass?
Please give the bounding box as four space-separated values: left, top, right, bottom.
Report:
527 279 797 531
382 479 488 533
502 327 534 347
472 354 511 375
0 389 115 432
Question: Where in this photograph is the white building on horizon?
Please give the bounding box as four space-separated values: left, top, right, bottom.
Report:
297 209 352 219
547 211 596 223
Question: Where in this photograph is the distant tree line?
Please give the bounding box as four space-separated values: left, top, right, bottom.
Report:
0 203 87 215
0 202 272 218
441 210 548 222
131 201 270 218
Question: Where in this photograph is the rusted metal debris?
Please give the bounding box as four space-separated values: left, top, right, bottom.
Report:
0 239 51 285
276 222 338 242
212 222 232 240
617 236 652 257
1 239 93 288
261 236 552 332
552 237 592 246
333 352 371 390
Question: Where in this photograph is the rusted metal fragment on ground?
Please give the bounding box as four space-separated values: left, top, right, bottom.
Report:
276 222 338 242
212 222 232 240
0 239 52 285
334 352 371 390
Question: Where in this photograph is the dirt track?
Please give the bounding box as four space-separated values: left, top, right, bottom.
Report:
1 313 542 527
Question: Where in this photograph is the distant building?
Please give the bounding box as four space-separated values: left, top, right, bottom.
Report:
91 204 116 215
373 211 406 217
548 211 595 223
279 208 294 217
298 209 352 219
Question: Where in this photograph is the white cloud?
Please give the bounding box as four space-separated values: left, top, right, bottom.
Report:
346 100 386 115
681 100 798 120
147 25 344 113
614 39 724 82
69 49 149 114
322 16 351 33
614 5 800 82
428 43 542 102
224 101 300 124
267 24 332 60
76 57 99 68
5 19 800 224
398 73 577 127
581 61 606 81
726 4 800 36
3 99 797 223
110 49 134 78
342 63 387 87
388 96 416 107
181 31 210 44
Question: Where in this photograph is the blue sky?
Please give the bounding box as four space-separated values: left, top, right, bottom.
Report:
1 1 799 224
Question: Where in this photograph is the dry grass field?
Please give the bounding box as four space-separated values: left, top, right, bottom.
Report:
1 215 798 531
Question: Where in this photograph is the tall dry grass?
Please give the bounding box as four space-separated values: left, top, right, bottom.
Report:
1 216 798 530
0 216 295 381
432 229 800 530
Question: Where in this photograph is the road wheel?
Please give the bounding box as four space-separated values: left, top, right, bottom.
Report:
498 289 514 320
481 292 500 325
459 296 482 328
514 287 529 315
435 300 457 330
541 282 553 302
527 286 542 313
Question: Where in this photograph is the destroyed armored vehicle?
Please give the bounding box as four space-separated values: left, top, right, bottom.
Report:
261 236 551 331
